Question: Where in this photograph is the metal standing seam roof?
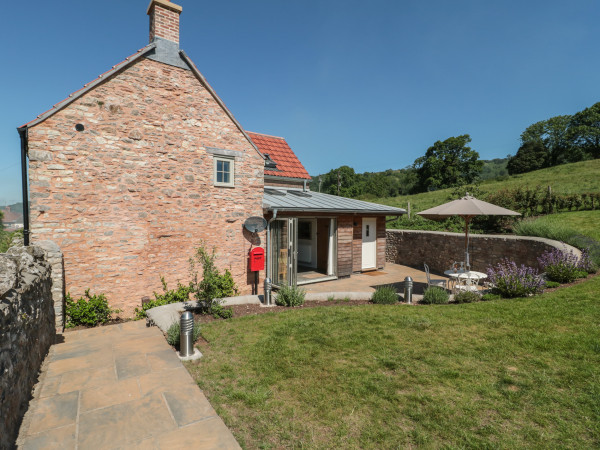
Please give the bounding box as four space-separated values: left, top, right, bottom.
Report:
263 188 407 214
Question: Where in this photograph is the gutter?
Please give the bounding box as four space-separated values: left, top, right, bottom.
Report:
17 127 30 246
263 207 407 215
264 174 312 183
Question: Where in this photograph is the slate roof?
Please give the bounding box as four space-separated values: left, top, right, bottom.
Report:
246 132 311 180
264 188 407 215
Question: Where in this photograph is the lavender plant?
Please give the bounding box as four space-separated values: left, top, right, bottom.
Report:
577 248 597 273
537 248 588 283
486 259 546 298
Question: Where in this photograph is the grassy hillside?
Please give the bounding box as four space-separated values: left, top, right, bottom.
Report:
517 210 600 242
377 159 600 213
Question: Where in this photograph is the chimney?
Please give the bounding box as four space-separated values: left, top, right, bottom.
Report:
147 0 182 45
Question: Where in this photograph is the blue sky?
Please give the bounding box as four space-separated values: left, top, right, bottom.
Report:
1 0 599 205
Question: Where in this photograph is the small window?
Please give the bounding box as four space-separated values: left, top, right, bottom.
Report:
214 157 234 187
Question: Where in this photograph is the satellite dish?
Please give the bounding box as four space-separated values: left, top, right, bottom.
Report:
244 216 267 233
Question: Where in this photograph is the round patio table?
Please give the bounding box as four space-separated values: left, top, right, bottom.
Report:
443 270 488 280
444 270 488 291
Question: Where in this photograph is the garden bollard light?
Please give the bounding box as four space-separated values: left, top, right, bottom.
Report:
264 277 272 306
180 311 194 357
404 276 413 304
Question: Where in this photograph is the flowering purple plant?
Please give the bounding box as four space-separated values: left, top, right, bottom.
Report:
486 259 546 298
577 248 596 273
537 248 587 283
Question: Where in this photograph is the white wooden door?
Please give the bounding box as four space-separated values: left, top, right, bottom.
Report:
362 218 377 270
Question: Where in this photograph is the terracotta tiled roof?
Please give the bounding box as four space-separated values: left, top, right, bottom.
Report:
246 131 311 180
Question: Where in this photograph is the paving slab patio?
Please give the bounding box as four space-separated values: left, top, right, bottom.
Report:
17 320 240 450
303 263 434 296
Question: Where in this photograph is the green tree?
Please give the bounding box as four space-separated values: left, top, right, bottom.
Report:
519 116 574 166
321 166 360 197
569 102 600 159
413 135 483 192
520 120 546 145
545 115 576 165
507 141 548 175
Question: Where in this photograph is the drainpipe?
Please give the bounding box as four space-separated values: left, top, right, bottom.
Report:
303 179 307 192
265 209 278 305
17 127 30 246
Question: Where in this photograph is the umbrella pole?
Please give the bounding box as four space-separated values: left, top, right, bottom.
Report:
464 216 471 267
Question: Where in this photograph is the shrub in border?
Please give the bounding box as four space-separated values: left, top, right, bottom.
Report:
134 277 194 319
371 285 398 304
166 321 202 348
66 289 117 328
538 248 584 283
421 287 449 305
453 290 481 304
275 285 306 307
486 259 545 298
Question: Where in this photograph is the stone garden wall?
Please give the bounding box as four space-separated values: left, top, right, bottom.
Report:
386 229 580 274
0 246 56 449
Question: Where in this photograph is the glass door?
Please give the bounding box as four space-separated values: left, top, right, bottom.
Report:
270 218 297 287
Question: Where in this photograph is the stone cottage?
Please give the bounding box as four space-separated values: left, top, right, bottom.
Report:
19 0 405 315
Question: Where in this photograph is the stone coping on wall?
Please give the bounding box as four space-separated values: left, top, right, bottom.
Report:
386 229 581 275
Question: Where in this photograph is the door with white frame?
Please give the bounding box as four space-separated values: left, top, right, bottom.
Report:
361 217 377 270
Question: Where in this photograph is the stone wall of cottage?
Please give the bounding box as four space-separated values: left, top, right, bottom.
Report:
386 229 580 273
27 57 264 315
0 246 55 449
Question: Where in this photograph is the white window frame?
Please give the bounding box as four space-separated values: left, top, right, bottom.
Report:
214 156 235 187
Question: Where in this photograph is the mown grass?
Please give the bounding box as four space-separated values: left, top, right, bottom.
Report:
186 278 600 449
377 159 600 213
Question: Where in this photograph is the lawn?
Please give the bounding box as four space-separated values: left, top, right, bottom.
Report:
186 277 600 448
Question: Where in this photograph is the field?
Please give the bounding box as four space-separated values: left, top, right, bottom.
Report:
187 276 600 448
376 159 600 213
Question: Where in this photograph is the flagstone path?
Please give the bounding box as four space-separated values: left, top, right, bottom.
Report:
17 320 240 449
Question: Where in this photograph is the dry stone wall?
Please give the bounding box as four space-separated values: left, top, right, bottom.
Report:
27 57 264 316
0 246 55 449
386 229 579 274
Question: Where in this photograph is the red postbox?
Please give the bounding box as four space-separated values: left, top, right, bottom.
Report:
249 247 265 272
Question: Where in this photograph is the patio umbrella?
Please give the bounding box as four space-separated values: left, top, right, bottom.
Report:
417 193 520 268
